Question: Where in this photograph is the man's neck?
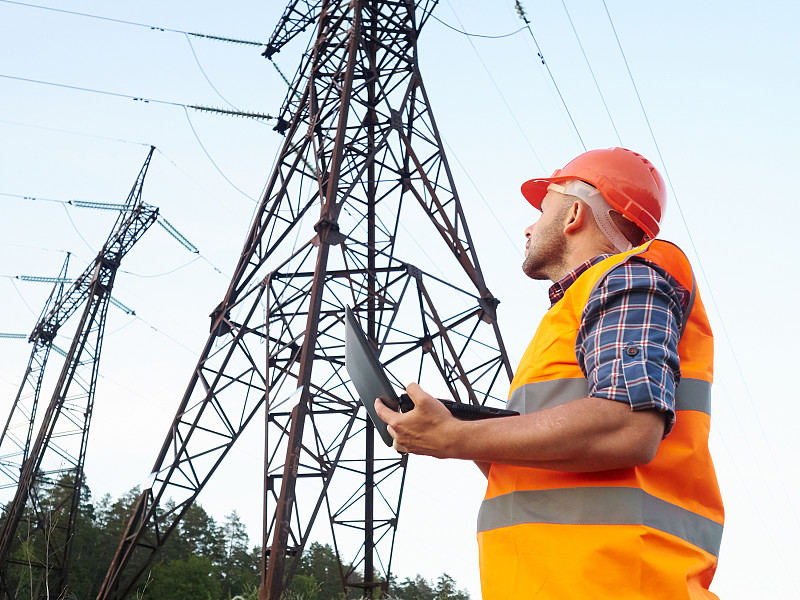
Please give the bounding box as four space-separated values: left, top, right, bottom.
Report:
549 243 617 282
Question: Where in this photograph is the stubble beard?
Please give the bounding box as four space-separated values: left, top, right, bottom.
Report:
521 224 567 281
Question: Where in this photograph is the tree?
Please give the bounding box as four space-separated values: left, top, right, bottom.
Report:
2 472 101 600
433 574 470 600
1 480 472 600
291 542 347 600
391 575 435 600
219 510 259 599
145 554 221 600
388 573 470 600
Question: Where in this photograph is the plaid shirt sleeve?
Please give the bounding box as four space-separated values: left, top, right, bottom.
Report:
575 258 689 435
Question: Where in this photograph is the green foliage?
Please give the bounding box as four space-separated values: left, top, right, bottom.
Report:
387 573 470 600
2 482 469 600
219 511 260 598
145 555 222 600
292 542 348 600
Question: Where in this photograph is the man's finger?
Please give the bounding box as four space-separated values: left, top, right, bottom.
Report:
374 397 391 420
392 439 409 453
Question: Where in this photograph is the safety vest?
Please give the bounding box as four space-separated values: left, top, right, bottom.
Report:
477 240 724 600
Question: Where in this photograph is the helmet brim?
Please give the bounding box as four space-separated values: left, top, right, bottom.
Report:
520 176 574 210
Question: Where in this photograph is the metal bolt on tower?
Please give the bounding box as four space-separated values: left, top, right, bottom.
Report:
97 2 512 599
0 147 159 599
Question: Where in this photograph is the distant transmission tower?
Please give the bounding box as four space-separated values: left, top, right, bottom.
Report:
0 254 71 502
98 2 511 599
0 147 159 599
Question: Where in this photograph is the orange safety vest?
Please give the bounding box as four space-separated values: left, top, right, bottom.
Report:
478 240 724 600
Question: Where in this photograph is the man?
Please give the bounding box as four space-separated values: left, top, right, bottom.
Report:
374 148 724 599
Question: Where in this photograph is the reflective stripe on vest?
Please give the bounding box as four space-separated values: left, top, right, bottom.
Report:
477 486 723 558
507 377 712 415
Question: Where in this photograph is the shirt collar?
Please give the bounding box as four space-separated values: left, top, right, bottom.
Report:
548 254 612 307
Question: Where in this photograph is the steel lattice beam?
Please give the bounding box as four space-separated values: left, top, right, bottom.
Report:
96 3 511 599
0 254 71 505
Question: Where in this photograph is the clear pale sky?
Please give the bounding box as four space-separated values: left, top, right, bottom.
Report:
1 1 798 598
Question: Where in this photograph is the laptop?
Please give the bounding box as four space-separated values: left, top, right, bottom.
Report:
343 305 518 447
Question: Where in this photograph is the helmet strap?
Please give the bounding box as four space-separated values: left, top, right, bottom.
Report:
550 180 633 253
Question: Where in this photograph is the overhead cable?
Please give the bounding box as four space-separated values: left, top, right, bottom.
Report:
184 34 239 111
0 0 263 47
514 1 586 151
60 203 95 253
0 118 152 147
442 0 546 171
601 0 800 540
2 192 215 268
431 14 527 39
0 74 273 121
181 107 259 203
559 0 622 146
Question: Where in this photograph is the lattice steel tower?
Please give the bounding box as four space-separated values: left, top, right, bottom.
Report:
98 2 511 599
0 147 158 599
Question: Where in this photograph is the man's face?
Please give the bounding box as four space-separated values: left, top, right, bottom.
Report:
521 190 570 281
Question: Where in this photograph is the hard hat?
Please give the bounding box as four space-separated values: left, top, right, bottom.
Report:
520 147 667 239
547 180 633 252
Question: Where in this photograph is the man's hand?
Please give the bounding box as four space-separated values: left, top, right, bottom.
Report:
373 383 460 458
375 385 665 471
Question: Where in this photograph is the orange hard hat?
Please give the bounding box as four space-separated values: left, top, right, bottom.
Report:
520 147 667 239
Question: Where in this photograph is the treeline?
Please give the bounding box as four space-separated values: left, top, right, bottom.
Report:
4 481 470 600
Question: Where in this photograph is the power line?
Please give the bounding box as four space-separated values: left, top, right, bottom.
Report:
184 33 240 111
0 73 273 121
120 256 206 279
181 106 259 203
60 202 95 254
3 0 277 130
1 191 225 273
442 0 546 172
6 277 37 317
514 1 585 151
600 0 800 540
559 0 622 146
0 125 247 223
0 0 263 47
430 14 526 39
0 118 152 147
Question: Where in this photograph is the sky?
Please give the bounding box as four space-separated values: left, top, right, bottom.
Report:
1 0 799 598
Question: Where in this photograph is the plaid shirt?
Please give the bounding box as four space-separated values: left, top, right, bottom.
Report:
549 255 690 434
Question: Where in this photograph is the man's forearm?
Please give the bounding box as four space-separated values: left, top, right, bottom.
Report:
377 384 665 473
451 397 664 472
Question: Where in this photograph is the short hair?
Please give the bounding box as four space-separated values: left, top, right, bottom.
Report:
609 210 646 246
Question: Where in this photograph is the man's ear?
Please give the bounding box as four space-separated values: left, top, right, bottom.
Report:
562 200 586 235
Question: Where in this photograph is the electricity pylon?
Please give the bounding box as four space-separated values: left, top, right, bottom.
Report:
0 147 159 599
0 254 71 505
97 2 512 599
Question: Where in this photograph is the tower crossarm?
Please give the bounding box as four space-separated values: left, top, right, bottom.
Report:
30 147 158 343
263 0 324 59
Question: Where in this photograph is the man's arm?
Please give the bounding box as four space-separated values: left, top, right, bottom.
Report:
374 383 665 473
374 260 685 473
